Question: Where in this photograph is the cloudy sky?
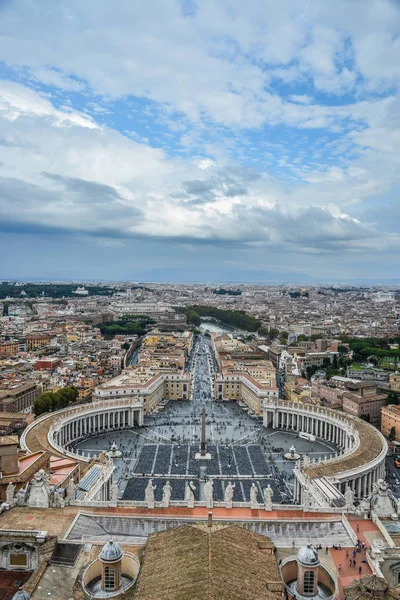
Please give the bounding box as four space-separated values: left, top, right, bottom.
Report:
0 0 399 282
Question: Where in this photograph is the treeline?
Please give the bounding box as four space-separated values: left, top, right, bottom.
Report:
345 336 400 363
0 282 113 299
33 386 79 416
288 291 309 298
212 288 242 296
185 305 261 332
96 315 155 338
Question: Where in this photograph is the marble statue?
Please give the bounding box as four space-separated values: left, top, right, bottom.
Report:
204 479 214 509
66 479 76 504
303 455 311 468
250 482 258 509
27 469 50 508
162 481 172 507
224 482 235 508
303 487 312 509
345 486 355 510
110 481 119 502
52 488 65 508
370 478 397 518
263 484 273 511
145 479 156 509
0 502 10 514
16 486 27 506
185 481 196 508
6 482 15 505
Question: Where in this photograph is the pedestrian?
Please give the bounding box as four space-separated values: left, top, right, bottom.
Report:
349 559 352 567
353 559 356 567
346 550 349 558
356 525 360 533
338 564 342 571
359 566 362 575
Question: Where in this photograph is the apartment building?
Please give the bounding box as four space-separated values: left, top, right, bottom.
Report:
311 380 344 408
381 405 400 441
284 378 311 403
390 372 400 392
0 340 19 357
342 391 387 426
26 333 51 351
0 380 42 413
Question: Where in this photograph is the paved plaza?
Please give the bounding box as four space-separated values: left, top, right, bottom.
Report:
74 335 339 503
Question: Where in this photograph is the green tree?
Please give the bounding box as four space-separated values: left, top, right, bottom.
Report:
360 413 370 423
121 342 130 351
386 391 399 405
388 426 397 441
186 310 201 327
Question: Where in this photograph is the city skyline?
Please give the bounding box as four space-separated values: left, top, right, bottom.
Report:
1 0 400 281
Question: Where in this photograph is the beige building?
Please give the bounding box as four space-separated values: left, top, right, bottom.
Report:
284 378 311 403
215 372 278 415
25 333 51 351
381 405 400 441
0 340 19 357
390 372 400 392
93 367 191 414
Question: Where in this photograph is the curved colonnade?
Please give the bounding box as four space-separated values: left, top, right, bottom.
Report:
22 397 387 503
264 400 387 499
21 399 144 464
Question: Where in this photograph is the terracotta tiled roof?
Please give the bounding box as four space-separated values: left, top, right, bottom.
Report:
305 417 385 479
134 524 283 600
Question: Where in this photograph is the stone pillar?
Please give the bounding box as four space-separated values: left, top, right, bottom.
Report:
356 477 362 498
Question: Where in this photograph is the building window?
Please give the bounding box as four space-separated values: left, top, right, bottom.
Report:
397 571 400 585
303 571 315 595
10 553 28 567
104 566 115 590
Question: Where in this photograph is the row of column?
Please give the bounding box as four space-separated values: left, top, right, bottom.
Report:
339 461 386 499
266 409 350 451
56 408 144 447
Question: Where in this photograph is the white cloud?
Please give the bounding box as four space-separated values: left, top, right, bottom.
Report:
0 0 399 272
0 0 399 127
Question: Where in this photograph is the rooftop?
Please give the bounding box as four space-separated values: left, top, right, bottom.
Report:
134 524 283 600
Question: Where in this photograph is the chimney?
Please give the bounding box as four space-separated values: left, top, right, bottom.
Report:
207 511 212 528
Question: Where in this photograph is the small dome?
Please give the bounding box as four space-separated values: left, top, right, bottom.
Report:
100 540 123 562
12 591 31 600
297 544 319 566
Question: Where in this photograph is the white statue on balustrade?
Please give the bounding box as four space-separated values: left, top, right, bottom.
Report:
6 482 16 505
263 484 273 511
110 481 119 502
185 481 196 508
16 485 28 506
66 479 76 504
224 482 235 508
51 488 65 508
250 482 259 509
145 479 156 509
303 455 311 468
204 479 214 509
162 481 172 507
27 469 51 508
345 486 355 510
